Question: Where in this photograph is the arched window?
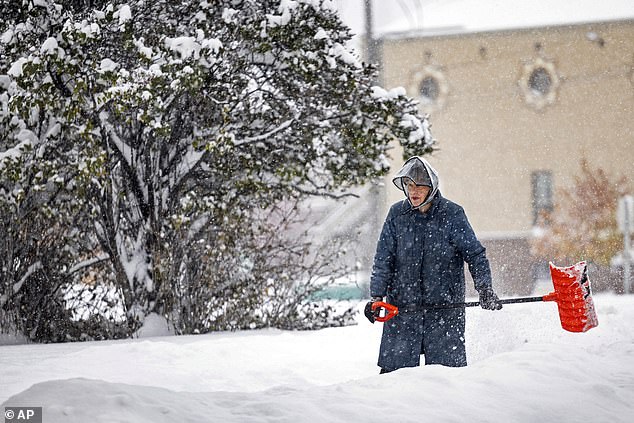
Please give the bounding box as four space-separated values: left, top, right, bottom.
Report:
420 76 440 103
409 65 448 111
528 67 552 96
519 58 560 110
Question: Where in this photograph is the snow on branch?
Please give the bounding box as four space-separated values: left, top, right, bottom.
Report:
12 261 43 294
173 146 205 190
68 254 110 275
99 112 135 169
232 119 294 146
0 129 38 171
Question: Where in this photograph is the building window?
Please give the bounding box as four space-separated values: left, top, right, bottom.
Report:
528 67 552 96
409 65 448 111
420 76 440 103
531 170 553 225
519 57 560 110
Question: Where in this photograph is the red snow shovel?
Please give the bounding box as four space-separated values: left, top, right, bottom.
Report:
371 261 599 333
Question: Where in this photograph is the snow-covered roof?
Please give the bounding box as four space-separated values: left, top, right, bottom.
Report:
335 0 634 39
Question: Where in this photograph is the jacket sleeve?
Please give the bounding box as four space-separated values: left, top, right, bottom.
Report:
450 206 492 292
369 209 397 298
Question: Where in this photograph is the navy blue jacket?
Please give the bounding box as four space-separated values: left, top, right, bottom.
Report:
370 193 492 370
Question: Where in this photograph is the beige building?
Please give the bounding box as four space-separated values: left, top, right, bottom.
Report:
377 19 634 294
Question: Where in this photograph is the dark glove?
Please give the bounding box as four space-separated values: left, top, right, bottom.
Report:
478 288 502 310
364 296 384 323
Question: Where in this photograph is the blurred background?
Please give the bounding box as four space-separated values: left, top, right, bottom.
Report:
310 0 634 297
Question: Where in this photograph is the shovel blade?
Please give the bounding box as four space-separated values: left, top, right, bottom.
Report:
549 261 599 332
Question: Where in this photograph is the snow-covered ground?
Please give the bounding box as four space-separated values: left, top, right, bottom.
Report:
2 293 634 422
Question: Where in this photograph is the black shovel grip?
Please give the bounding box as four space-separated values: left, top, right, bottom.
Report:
424 296 546 310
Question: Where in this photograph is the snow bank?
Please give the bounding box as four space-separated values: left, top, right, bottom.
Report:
134 313 173 338
0 333 28 346
1 294 634 422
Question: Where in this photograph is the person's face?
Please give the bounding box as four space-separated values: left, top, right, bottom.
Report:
404 179 431 207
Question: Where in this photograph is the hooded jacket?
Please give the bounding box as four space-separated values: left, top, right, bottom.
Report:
370 157 492 370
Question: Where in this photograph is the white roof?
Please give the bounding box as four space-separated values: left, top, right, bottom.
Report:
335 0 634 38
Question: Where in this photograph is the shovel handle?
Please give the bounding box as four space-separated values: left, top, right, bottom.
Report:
402 294 557 311
374 294 558 322
457 295 552 309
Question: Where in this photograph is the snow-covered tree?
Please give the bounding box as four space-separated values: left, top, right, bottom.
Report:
1 0 434 335
0 0 108 340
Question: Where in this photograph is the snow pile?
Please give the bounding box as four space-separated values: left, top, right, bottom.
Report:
2 294 634 422
134 313 173 338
